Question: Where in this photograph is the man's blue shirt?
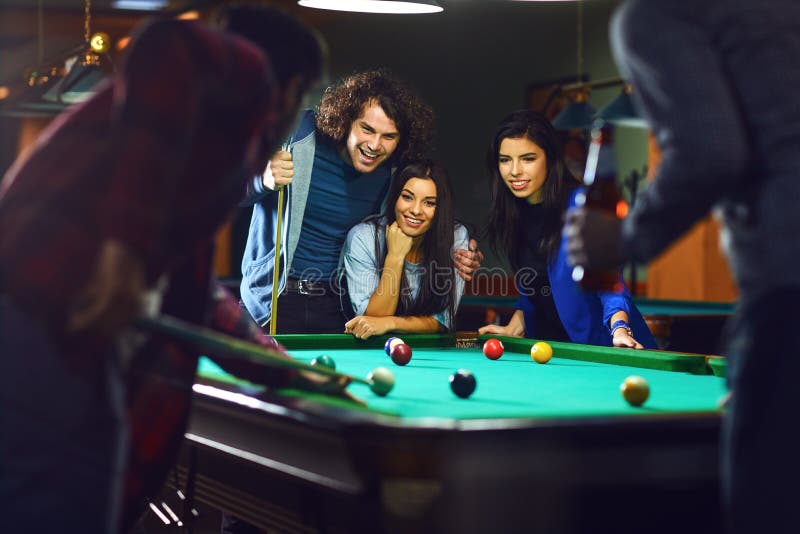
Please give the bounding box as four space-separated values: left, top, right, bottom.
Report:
289 139 391 280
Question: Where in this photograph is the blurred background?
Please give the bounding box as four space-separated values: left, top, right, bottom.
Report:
0 4 735 529
0 0 738 305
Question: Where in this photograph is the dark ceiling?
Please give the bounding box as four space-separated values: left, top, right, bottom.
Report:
0 0 204 13
0 1 312 85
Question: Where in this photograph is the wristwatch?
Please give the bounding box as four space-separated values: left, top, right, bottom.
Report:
610 319 633 337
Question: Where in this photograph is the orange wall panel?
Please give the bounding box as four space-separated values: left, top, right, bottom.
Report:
644 134 737 302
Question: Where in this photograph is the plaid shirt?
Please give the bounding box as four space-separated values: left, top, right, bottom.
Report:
0 18 295 525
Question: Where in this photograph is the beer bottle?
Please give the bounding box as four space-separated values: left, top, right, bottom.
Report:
572 119 626 292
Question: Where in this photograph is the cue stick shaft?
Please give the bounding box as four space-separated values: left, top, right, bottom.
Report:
269 139 292 336
136 314 371 386
269 183 285 335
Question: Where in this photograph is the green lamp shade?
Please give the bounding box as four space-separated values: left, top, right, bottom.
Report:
552 100 597 131
596 90 648 129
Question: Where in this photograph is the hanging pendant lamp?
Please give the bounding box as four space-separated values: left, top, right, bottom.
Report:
297 0 443 15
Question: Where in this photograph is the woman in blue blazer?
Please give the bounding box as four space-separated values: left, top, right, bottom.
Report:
478 110 656 349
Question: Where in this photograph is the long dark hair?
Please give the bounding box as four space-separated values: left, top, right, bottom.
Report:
369 160 457 329
485 110 579 269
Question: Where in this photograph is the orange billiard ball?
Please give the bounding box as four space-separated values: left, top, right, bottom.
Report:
482 338 504 360
530 341 553 364
621 375 650 407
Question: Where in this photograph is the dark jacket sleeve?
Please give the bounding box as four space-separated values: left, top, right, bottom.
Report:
611 0 750 263
206 281 296 387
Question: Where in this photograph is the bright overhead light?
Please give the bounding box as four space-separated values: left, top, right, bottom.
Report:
298 0 443 15
112 0 169 10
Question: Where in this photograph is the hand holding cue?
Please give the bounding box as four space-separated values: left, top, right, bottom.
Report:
135 315 395 396
269 141 292 336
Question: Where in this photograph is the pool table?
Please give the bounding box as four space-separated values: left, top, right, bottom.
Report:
459 295 736 354
168 334 727 533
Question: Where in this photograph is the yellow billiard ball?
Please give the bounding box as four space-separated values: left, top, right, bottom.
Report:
530 341 553 364
621 375 650 407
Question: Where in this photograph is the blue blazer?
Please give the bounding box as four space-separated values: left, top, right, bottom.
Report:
516 189 657 349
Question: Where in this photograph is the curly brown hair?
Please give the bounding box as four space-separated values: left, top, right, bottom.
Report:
315 69 435 163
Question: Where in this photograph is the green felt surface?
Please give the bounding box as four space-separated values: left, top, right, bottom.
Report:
633 298 736 316
460 296 736 317
197 335 726 421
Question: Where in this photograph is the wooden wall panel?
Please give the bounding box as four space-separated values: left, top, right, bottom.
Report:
213 221 232 278
644 133 738 302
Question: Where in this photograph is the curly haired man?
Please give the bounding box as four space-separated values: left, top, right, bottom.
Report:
241 69 482 333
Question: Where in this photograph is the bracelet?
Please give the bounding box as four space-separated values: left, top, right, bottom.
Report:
609 319 632 337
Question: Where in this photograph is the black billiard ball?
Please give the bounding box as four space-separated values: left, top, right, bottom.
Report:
311 354 336 371
390 343 412 366
449 369 477 399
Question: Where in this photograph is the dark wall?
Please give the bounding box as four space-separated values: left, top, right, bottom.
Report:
0 0 645 275
308 0 640 267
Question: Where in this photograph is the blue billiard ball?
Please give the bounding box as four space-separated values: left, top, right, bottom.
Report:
384 337 404 356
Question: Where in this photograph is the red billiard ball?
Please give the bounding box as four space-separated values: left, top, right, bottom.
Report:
482 338 504 360
390 343 412 366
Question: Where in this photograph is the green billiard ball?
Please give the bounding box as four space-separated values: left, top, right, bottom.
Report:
367 367 395 397
311 355 336 371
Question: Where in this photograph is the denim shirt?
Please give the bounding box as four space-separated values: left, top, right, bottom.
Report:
343 218 469 330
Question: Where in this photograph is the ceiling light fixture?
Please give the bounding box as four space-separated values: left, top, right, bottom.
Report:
297 0 443 15
551 0 595 130
0 0 113 117
112 0 170 10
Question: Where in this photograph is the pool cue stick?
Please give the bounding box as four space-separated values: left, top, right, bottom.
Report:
136 314 371 387
268 139 293 336
269 182 285 335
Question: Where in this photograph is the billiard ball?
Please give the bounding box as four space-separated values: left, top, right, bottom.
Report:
482 338 504 360
449 369 477 399
390 343 412 366
367 367 395 397
310 354 336 371
530 341 553 364
620 375 650 407
384 337 405 356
